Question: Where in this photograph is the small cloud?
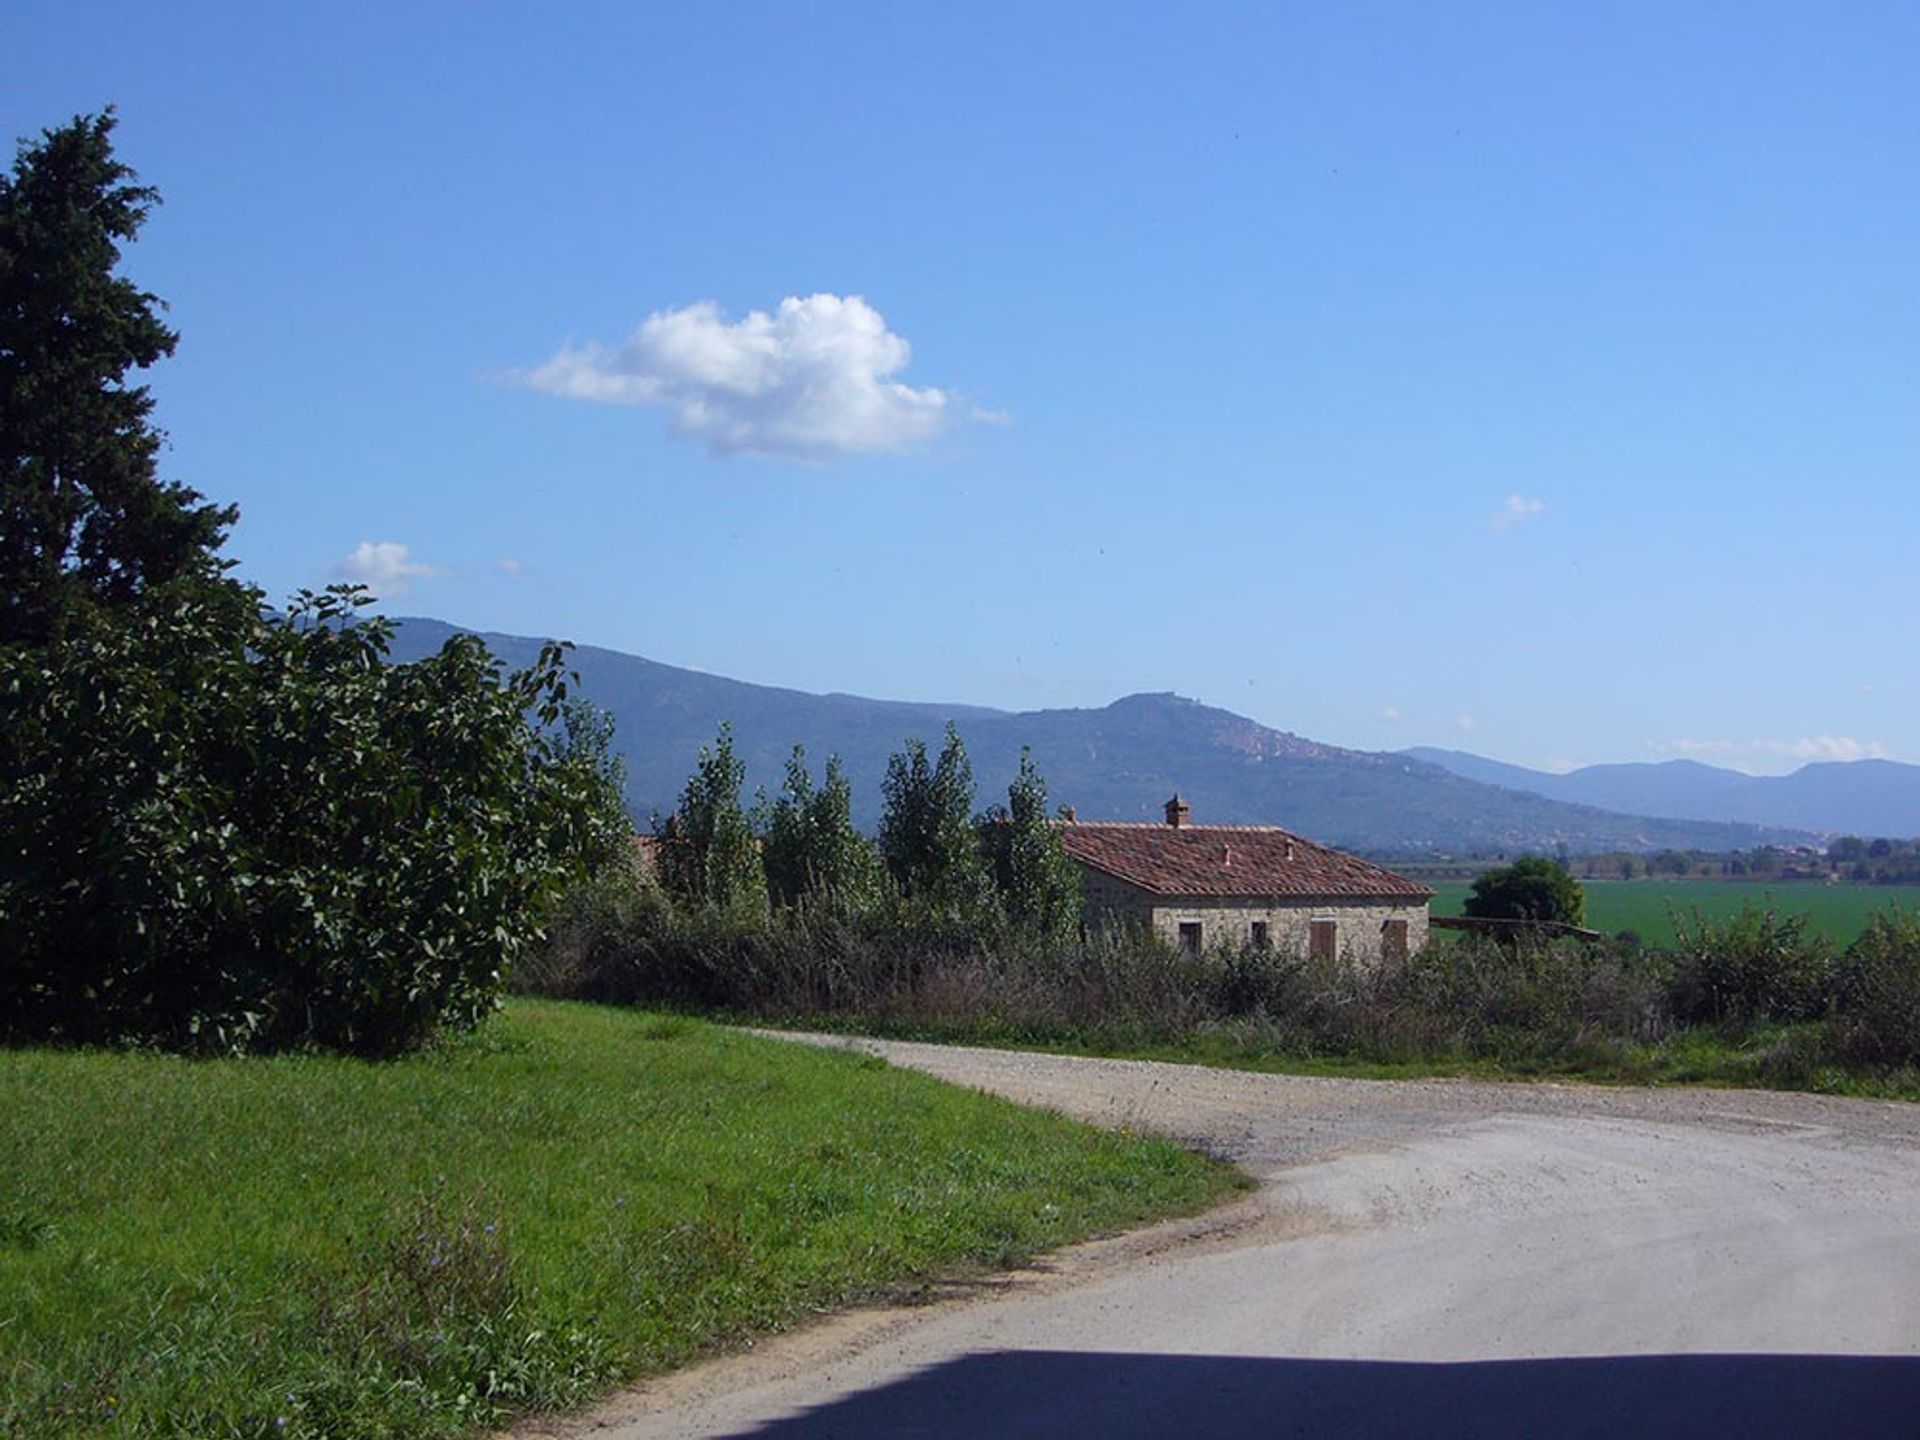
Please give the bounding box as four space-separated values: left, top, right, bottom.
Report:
517 293 957 461
970 405 1014 426
1456 714 1477 732
335 540 446 599
1859 683 1878 695
1489 494 1547 532
1754 736 1888 764
1379 705 1402 721
498 555 525 575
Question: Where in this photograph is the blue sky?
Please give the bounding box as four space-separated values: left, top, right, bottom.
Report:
10 2 1916 774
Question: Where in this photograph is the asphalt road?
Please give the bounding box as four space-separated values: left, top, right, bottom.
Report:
516 1040 1920 1439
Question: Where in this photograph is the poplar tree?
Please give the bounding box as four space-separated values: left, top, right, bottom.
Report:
879 723 992 923
982 748 1083 942
761 746 884 911
659 723 767 915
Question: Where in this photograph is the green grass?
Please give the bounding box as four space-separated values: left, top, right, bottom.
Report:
760 1011 1920 1102
0 1001 1241 1439
1427 879 1920 946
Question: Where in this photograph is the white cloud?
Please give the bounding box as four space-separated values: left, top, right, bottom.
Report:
1456 714 1478 732
498 555 525 575
1379 705 1402 721
1755 736 1888 764
336 541 446 599
1490 494 1547 532
519 293 956 461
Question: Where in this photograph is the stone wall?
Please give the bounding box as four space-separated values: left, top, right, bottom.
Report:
1140 896 1429 963
1074 866 1429 962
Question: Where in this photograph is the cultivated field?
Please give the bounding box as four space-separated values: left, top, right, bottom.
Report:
1427 879 1920 945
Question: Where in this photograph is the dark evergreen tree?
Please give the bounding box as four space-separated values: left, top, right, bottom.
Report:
0 110 234 645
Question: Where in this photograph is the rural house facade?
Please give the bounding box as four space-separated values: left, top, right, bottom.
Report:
1058 796 1433 962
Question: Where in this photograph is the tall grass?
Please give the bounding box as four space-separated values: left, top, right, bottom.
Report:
535 872 1920 1091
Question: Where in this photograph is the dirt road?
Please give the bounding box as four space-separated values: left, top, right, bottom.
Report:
522 1038 1920 1439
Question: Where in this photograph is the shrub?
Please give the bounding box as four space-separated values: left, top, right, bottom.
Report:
0 585 627 1055
1463 856 1586 927
1831 906 1920 1066
1668 904 1834 1026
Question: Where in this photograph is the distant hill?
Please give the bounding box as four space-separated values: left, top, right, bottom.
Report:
1404 747 1920 839
387 618 1812 854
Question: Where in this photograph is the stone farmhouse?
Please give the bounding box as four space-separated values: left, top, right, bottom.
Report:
1058 796 1433 961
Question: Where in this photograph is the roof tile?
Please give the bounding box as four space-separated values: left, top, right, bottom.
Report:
1059 822 1432 900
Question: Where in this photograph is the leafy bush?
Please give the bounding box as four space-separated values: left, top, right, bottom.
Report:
1831 906 1920 1066
1668 904 1834 1026
1463 856 1587 927
0 584 628 1055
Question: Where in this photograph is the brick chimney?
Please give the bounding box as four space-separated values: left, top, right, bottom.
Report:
1061 806 1077 823
1164 794 1190 828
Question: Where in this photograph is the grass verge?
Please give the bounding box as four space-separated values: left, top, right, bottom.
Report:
756 1011 1920 1101
0 1000 1241 1439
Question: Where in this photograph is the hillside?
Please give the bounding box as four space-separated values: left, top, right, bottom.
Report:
388 619 1811 854
1405 748 1920 838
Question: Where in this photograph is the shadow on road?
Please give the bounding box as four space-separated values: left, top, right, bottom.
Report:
725 1350 1920 1439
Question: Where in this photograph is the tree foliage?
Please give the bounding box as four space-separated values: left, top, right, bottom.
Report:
658 723 767 916
1463 856 1587 927
0 110 234 646
0 587 629 1054
981 748 1083 942
0 112 629 1055
761 746 884 912
878 724 992 923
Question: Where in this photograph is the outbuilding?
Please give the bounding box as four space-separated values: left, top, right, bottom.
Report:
1058 795 1433 961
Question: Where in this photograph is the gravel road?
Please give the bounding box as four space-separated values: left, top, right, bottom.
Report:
518 1038 1920 1439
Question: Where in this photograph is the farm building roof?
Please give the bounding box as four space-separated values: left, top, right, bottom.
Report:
1057 812 1432 901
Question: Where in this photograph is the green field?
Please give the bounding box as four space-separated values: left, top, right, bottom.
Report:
0 1002 1239 1439
1428 879 1920 946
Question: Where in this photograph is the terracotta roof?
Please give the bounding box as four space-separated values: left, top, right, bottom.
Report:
1058 821 1432 900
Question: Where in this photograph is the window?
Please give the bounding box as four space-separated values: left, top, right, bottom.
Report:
1309 919 1338 961
1382 918 1410 961
1178 922 1203 955
1250 920 1270 949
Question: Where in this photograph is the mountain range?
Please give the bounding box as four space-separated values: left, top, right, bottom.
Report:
384 619 1831 854
1404 748 1920 840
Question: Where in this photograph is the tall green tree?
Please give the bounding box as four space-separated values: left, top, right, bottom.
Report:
761 746 885 911
658 723 767 915
981 748 1084 942
0 112 627 1054
0 110 235 645
879 723 992 923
